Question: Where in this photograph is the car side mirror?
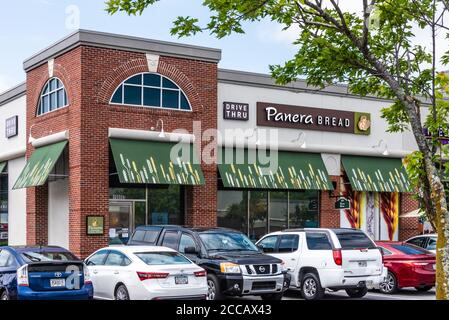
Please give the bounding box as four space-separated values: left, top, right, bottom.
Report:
184 246 198 255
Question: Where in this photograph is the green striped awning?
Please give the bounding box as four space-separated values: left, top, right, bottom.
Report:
110 138 205 185
0 162 6 174
13 141 67 189
218 148 333 190
341 155 412 192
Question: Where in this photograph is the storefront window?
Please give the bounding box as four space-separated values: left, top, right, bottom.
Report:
109 188 145 200
148 185 183 225
218 189 320 239
0 170 7 246
249 191 268 241
217 190 248 233
289 191 320 228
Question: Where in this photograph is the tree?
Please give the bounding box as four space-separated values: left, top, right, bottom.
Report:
106 0 449 299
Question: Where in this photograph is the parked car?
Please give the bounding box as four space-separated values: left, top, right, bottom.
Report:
128 226 291 300
85 246 207 300
405 234 437 254
375 241 435 294
256 228 387 300
0 246 93 300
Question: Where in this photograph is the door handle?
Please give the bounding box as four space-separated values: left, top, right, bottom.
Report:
291 258 296 261
93 270 98 274
114 271 119 275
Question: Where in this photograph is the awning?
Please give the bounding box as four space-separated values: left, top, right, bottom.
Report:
0 162 6 174
341 155 412 193
13 141 68 189
109 138 205 185
218 148 333 190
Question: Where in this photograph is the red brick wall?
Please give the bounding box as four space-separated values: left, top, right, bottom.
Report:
26 45 218 257
320 176 340 228
399 193 421 241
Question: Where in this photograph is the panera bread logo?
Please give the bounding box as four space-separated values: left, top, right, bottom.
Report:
257 102 371 135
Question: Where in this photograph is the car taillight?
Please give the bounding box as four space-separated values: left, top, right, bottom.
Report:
17 265 29 287
333 249 342 266
194 270 207 277
84 267 92 285
137 272 169 281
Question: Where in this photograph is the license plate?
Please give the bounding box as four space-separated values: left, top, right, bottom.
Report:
358 261 367 268
50 279 66 287
175 275 188 285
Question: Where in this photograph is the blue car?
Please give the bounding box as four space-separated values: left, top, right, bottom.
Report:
0 246 93 300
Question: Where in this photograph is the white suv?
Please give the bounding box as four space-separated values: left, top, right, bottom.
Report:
256 228 387 300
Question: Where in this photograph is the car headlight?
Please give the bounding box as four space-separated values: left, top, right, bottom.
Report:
220 262 241 274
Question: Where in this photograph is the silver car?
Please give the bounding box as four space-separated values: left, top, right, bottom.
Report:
405 234 437 254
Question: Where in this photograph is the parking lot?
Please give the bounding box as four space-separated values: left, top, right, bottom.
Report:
235 288 436 301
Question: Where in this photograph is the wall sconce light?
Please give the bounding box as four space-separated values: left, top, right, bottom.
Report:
373 139 389 156
246 128 261 146
291 131 307 149
151 119 166 138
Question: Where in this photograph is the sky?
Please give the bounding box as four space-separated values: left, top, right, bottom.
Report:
0 0 447 94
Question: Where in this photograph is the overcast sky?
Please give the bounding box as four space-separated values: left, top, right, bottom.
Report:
0 0 447 94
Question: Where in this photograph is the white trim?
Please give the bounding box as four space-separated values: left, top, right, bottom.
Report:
218 139 411 158
32 130 69 148
48 59 55 77
108 127 195 144
0 147 27 162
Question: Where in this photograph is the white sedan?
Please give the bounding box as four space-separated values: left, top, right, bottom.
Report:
85 246 207 300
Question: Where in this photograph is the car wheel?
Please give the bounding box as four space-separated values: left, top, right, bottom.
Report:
415 286 433 292
206 274 224 300
0 291 9 300
345 287 368 298
379 271 398 294
115 284 130 300
260 292 284 300
300 273 325 300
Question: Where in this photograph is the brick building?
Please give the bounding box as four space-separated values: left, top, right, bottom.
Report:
0 30 423 257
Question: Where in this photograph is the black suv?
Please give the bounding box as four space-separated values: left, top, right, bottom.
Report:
128 225 291 300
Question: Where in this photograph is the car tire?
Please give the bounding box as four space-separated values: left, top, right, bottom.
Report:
0 290 9 300
260 292 284 300
415 286 433 292
115 284 130 300
207 274 224 300
379 271 398 294
300 272 325 300
345 287 368 298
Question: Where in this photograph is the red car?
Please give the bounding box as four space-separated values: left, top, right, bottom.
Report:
375 241 435 294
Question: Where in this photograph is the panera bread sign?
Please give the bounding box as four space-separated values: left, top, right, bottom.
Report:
257 102 371 135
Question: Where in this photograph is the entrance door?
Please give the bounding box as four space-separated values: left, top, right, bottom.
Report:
109 202 133 245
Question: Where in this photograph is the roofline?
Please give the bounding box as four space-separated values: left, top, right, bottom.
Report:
0 82 26 107
23 29 222 72
217 68 431 105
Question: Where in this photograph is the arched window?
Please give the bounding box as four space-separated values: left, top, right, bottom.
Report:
110 73 192 111
37 78 68 116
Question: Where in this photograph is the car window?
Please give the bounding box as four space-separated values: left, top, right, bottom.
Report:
105 251 131 266
143 230 160 243
334 232 376 249
426 238 437 251
407 237 426 248
21 251 77 263
86 250 109 266
306 233 332 250
391 244 429 255
278 235 299 253
179 233 197 253
132 230 146 242
378 246 393 256
135 252 191 265
257 236 278 253
0 250 14 267
161 231 179 250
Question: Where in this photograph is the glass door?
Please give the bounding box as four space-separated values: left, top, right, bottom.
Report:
109 202 133 245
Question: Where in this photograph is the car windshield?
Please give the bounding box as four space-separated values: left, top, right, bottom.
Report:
391 244 430 255
21 251 77 263
135 252 192 265
335 232 376 249
199 232 258 252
